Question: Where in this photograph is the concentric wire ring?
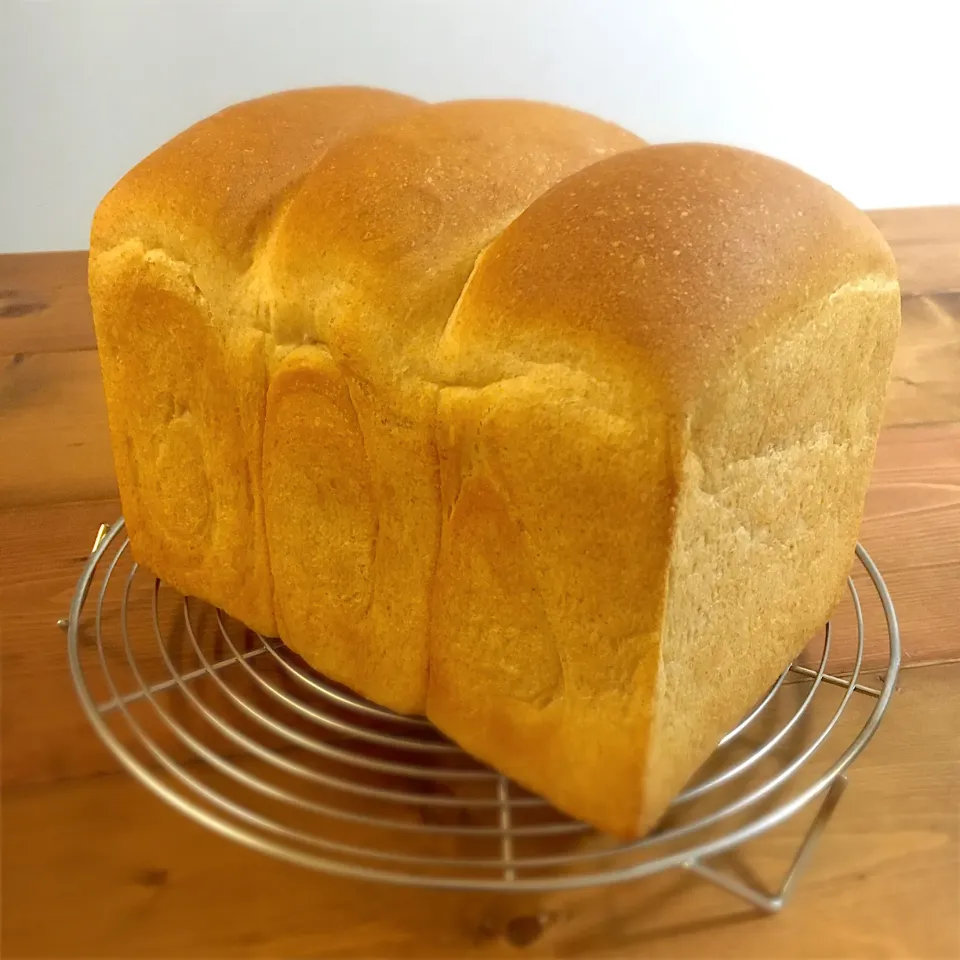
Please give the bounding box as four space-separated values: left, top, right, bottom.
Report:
67 519 900 892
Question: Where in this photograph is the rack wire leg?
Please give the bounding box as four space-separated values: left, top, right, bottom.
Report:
684 775 848 914
497 777 517 882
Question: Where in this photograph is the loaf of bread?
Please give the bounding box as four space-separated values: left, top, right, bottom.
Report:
89 86 900 837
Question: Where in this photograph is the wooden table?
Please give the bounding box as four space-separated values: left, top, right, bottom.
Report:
1 209 958 958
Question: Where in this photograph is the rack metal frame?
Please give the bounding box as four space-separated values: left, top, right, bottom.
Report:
66 519 900 911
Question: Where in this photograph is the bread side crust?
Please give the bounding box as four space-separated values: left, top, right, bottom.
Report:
261 100 644 713
90 240 275 632
427 366 675 835
432 148 899 835
644 274 901 833
89 88 423 635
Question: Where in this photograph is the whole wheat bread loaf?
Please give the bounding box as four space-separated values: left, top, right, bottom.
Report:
89 86 900 837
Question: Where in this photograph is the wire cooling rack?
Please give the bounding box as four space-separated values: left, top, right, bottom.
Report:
65 519 900 911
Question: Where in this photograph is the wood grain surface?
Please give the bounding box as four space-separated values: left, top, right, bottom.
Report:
1 206 959 958
3 665 956 959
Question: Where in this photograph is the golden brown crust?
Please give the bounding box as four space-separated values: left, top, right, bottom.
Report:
440 143 897 406
90 87 422 279
424 142 899 834
262 98 645 714
89 87 423 636
89 90 901 837
427 371 673 834
268 98 644 375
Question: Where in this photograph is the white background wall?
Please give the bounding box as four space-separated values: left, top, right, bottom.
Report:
1 0 958 253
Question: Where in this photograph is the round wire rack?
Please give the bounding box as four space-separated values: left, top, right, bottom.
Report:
66 519 900 909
